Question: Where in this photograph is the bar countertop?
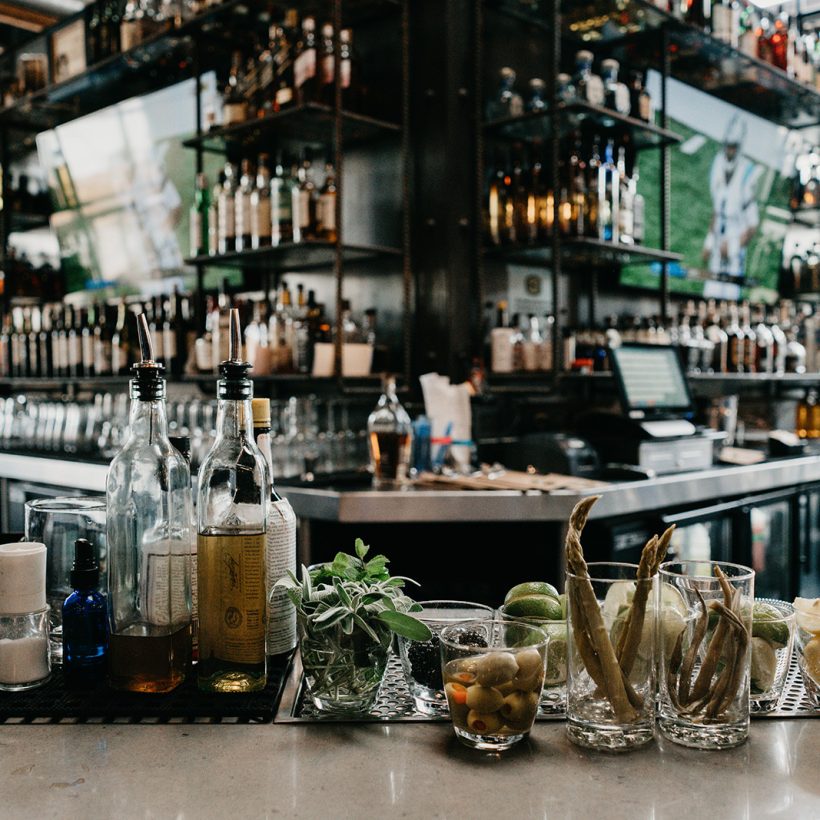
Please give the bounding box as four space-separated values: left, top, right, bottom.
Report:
2 452 820 522
0 719 817 818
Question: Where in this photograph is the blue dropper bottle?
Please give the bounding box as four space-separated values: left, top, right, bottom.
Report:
62 538 108 689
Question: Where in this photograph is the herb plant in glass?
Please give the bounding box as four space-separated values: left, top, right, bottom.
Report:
277 539 432 714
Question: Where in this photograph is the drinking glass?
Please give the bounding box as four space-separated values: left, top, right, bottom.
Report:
439 618 548 752
498 604 567 714
750 599 795 713
24 497 107 663
794 603 820 709
396 600 493 715
657 560 754 750
566 562 656 751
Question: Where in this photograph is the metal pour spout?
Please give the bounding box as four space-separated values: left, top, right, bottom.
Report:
136 313 155 364
229 308 242 363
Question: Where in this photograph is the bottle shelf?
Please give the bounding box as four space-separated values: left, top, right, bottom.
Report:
561 370 820 386
484 236 682 268
184 240 402 270
484 100 683 150
558 0 820 129
182 103 401 155
5 211 51 231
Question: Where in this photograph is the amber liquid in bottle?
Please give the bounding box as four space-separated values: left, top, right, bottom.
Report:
108 624 191 693
369 430 412 486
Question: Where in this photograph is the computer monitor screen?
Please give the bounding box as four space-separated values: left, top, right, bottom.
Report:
610 345 694 416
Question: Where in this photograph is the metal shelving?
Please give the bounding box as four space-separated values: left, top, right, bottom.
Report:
484 237 682 268
484 99 684 150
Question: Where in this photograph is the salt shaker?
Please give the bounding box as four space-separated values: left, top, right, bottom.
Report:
0 542 51 691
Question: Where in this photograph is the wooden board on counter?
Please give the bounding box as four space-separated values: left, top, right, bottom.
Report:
412 470 608 493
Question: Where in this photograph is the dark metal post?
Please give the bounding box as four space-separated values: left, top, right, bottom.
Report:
660 24 671 324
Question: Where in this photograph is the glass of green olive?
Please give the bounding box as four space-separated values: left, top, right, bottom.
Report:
439 619 548 751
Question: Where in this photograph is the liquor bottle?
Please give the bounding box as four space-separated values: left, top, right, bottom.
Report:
54 305 68 378
223 50 248 127
211 278 232 373
628 70 653 122
712 1 740 48
235 159 255 253
511 151 529 242
95 303 113 376
25 307 39 378
573 50 604 107
367 374 412 489
598 139 620 242
739 301 757 373
190 172 210 257
753 303 775 374
293 151 317 241
487 150 505 245
197 309 268 692
586 137 601 238
251 398 297 659
111 299 128 375
38 306 53 379
250 154 272 250
632 164 645 244
768 305 787 374
319 22 335 106
684 0 711 29
486 67 524 121
273 13 297 112
160 295 176 375
294 15 318 104
601 59 630 115
67 305 82 378
617 147 634 244
704 299 728 373
271 153 294 245
316 161 337 242
218 162 238 254
107 314 193 692
339 28 355 110
81 304 95 377
568 137 587 237
208 172 221 256
725 302 745 373
526 78 548 112
490 300 515 373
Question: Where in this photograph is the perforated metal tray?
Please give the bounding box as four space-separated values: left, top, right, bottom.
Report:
274 650 819 723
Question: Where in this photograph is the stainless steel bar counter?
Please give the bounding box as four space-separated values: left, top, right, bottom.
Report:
2 452 820 522
0 720 817 818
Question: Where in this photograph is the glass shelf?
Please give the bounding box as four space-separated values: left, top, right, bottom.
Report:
183 104 401 155
184 240 402 270
5 212 51 232
561 370 820 386
485 100 683 150
485 237 682 268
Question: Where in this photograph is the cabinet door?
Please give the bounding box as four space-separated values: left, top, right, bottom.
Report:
661 504 734 564
799 491 820 598
744 499 793 601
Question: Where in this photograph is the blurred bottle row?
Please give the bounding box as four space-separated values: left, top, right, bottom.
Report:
484 134 645 247
562 298 817 375
0 280 381 380
0 391 370 478
189 153 337 258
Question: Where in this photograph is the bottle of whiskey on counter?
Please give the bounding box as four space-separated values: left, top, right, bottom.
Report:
367 375 412 489
197 309 268 692
106 314 193 692
251 398 297 660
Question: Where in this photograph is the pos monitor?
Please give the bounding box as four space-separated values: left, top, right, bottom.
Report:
609 344 695 421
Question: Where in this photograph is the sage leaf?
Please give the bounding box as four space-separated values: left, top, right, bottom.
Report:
376 610 432 642
354 538 369 560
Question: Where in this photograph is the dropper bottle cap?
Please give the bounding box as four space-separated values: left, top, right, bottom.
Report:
131 313 165 400
70 538 99 589
218 308 253 400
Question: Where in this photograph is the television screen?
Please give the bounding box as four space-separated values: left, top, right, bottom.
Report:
35 74 219 293
621 73 810 303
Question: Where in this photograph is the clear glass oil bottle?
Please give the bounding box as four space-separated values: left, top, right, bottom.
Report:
106 315 193 693
197 309 268 692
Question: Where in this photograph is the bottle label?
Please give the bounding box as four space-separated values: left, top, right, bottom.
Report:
164 327 176 360
190 211 203 256
68 335 81 368
297 190 311 228
266 500 297 654
491 327 515 373
223 101 247 125
294 50 317 89
197 533 266 665
340 59 351 90
320 55 334 86
253 198 272 240
142 542 190 627
95 338 112 374
237 194 252 238
319 192 335 231
219 197 236 239
582 75 604 106
275 85 293 107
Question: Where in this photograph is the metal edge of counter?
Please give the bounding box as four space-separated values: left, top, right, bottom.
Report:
3 453 820 524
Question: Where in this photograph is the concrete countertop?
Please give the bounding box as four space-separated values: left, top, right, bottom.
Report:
0 720 816 818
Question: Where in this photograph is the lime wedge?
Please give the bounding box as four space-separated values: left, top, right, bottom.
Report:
602 580 635 624
752 602 790 649
750 636 777 693
793 597 820 635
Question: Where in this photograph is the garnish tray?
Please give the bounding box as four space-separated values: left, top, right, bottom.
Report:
274 651 819 723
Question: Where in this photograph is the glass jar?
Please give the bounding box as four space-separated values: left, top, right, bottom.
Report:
0 608 51 691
